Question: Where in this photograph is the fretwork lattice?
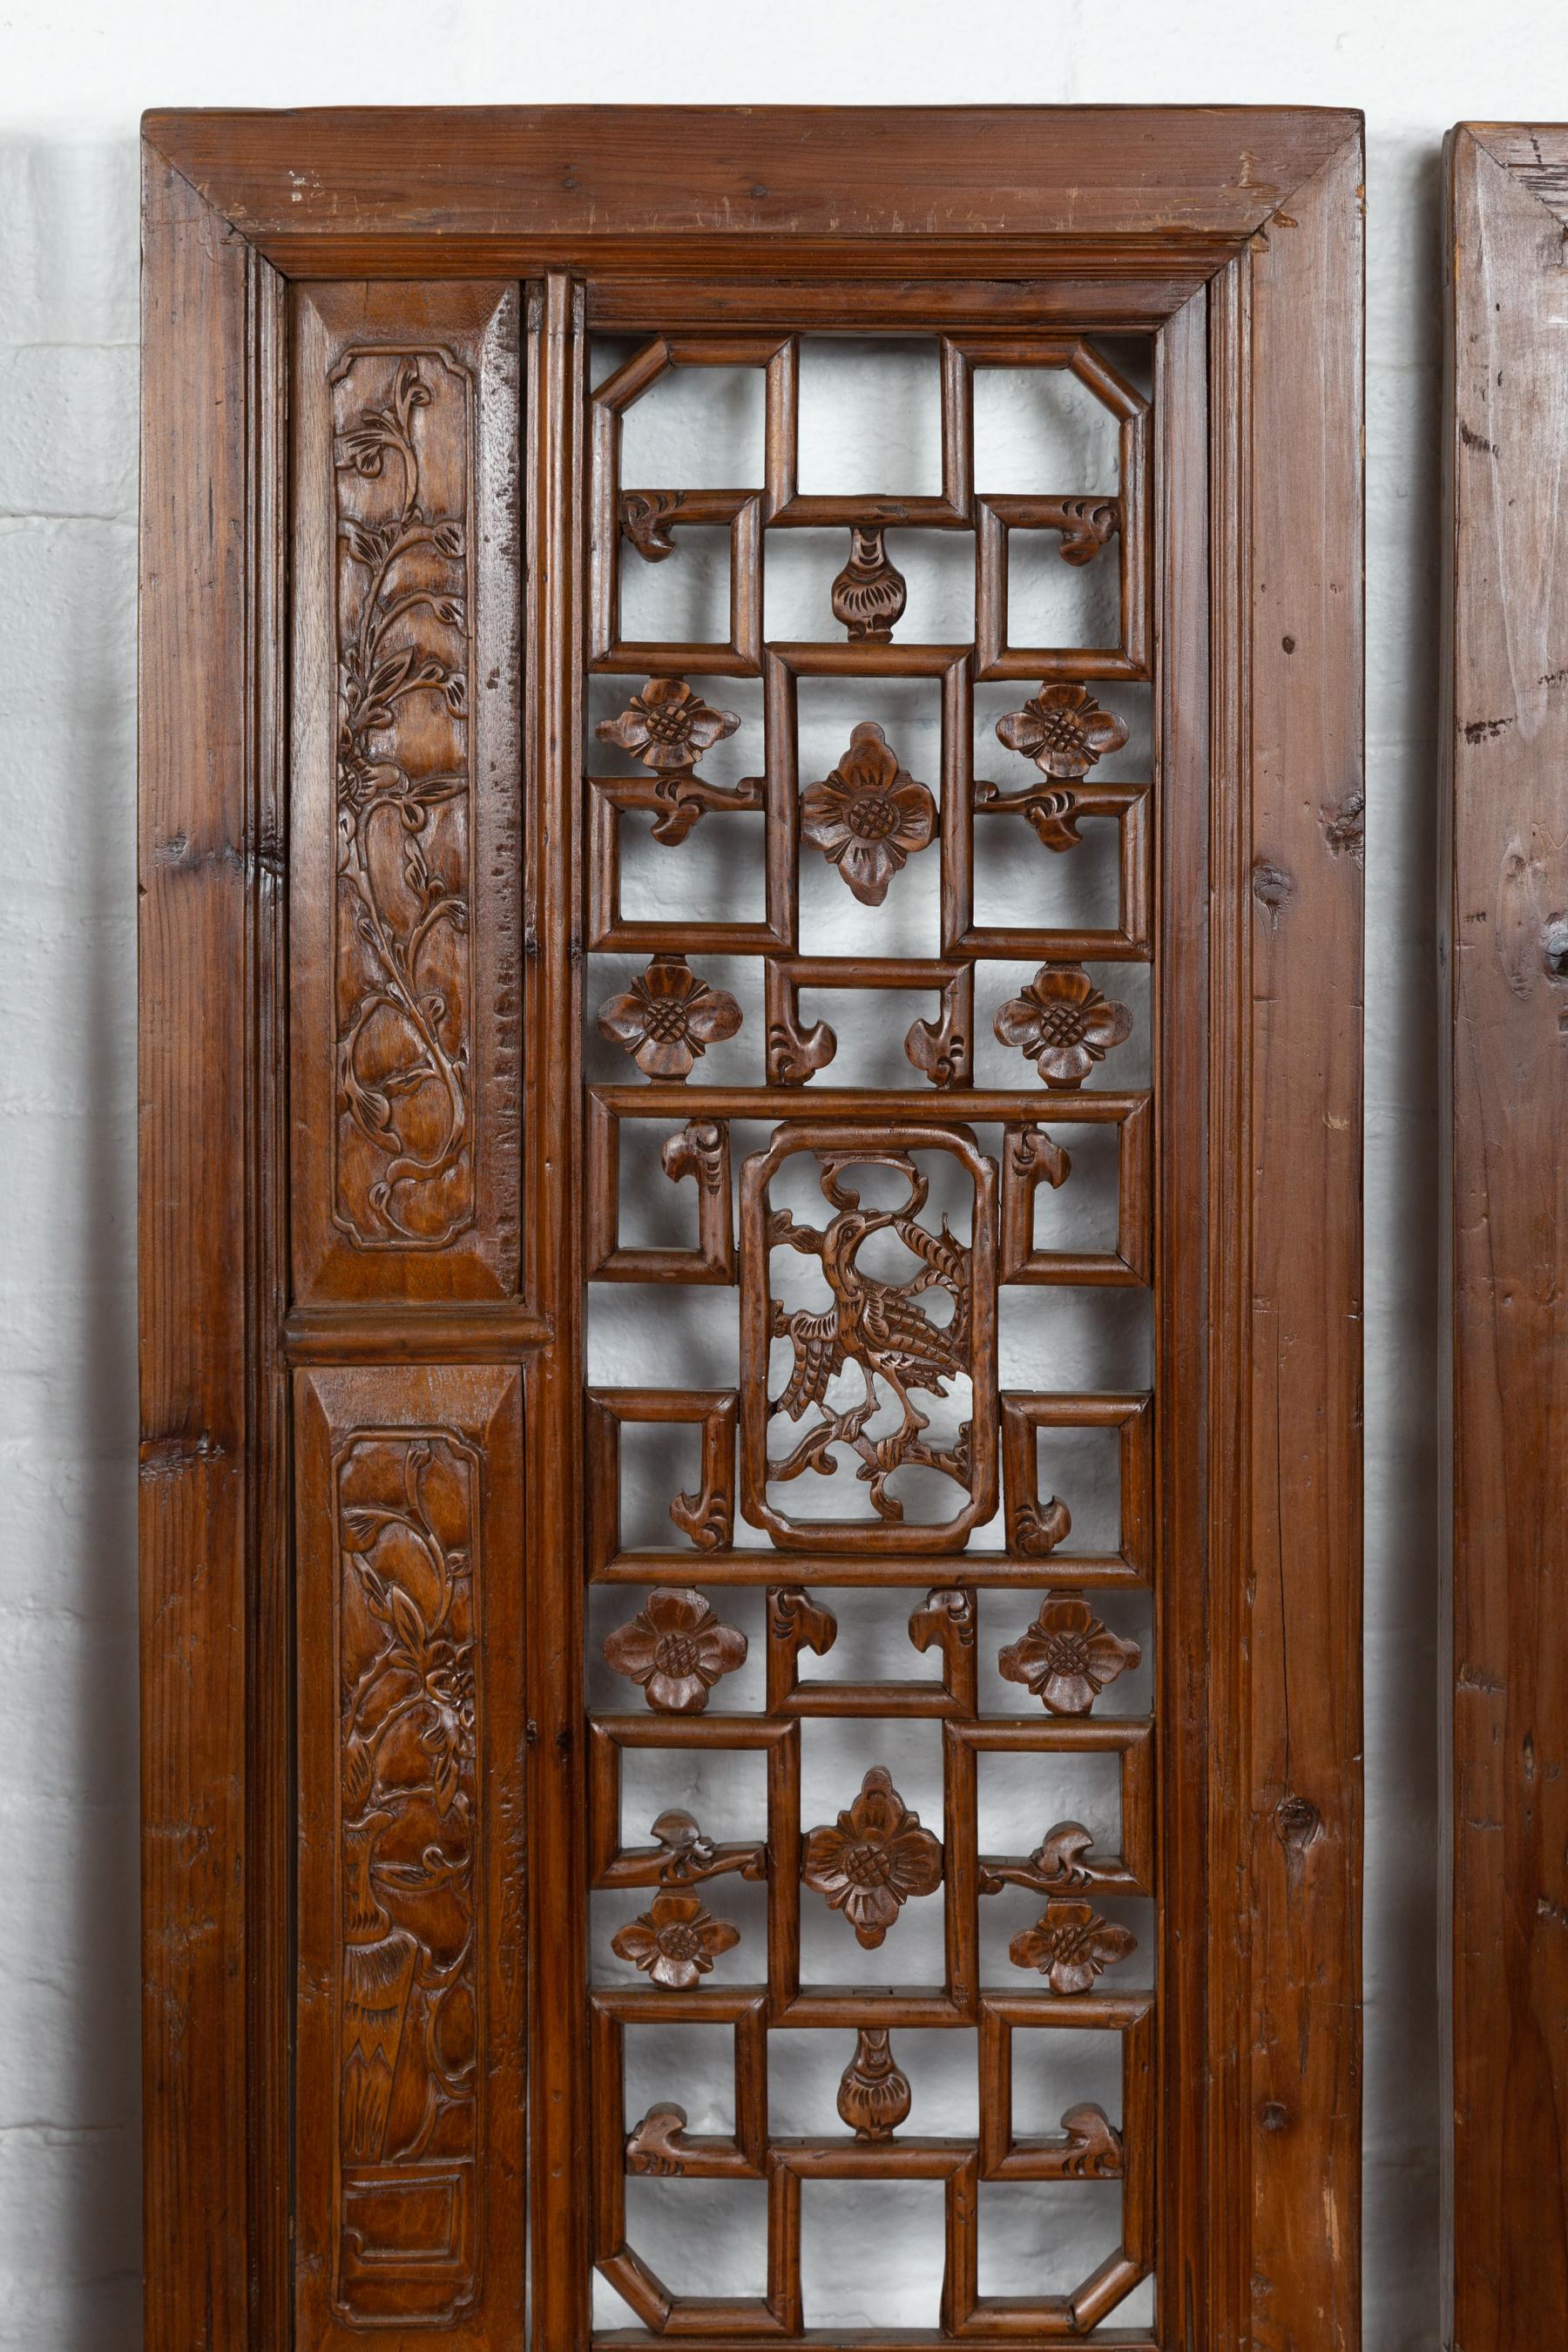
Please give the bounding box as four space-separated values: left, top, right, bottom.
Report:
584 326 1157 2339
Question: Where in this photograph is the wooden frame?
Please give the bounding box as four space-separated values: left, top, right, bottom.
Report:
1443 121 1568 2349
139 105 1362 2349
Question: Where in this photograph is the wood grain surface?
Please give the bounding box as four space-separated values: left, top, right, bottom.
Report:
1443 118 1568 2352
139 106 1363 2351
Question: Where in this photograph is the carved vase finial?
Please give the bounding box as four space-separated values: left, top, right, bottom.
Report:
830 525 907 643
837 2026 912 2140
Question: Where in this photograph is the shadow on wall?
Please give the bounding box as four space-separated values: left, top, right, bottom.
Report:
0 129 144 2350
1359 128 1444 2352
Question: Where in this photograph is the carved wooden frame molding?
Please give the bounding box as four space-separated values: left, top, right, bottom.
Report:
139 105 1363 2350
1443 120 1568 2351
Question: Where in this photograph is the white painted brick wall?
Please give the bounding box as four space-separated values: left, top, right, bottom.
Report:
6 3 1565 2342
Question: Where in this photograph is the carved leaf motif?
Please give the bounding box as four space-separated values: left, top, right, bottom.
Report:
908 1587 976 1664
904 984 969 1089
626 2103 694 2173
1035 1821 1099 1885
978 1821 1103 1898
662 1119 727 1197
1059 2102 1124 2176
770 1587 839 1658
668 1463 732 1552
1022 788 1085 853
620 490 686 562
612 1809 767 1892
1048 497 1120 567
1012 1496 1073 1558
1010 1124 1071 1191
651 1809 716 1875
767 993 836 1085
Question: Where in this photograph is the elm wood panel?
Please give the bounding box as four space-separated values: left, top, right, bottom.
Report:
139 147 294 2351
1443 122 1568 2349
1220 130 1365 2348
294 1366 525 2347
140 107 1367 2352
143 105 1362 264
290 280 521 1300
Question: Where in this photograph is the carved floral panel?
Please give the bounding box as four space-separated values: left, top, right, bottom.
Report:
331 349 476 1251
333 1428 481 2319
294 1365 523 2341
291 283 520 1303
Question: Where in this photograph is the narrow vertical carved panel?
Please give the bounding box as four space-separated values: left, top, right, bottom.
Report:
332 350 475 1248
291 284 521 1300
295 1368 524 2345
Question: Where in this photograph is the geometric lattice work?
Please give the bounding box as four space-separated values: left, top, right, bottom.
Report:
583 326 1157 2337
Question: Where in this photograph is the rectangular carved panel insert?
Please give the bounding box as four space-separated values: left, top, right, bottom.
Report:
294 1366 524 2344
291 283 521 1304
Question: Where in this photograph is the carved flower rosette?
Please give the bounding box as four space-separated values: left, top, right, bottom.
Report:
994 963 1132 1090
598 954 743 1080
612 1889 741 1990
1010 1897 1137 1996
603 1586 748 1713
997 1597 1141 1714
801 1766 943 1949
800 721 936 907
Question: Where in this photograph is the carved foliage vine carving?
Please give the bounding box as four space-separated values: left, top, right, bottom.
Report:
333 350 475 1248
335 1429 481 2315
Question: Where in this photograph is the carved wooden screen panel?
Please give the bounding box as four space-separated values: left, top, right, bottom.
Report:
576 312 1169 2341
139 105 1363 2352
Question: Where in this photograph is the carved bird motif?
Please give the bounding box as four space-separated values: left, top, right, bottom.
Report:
767 1154 971 1519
